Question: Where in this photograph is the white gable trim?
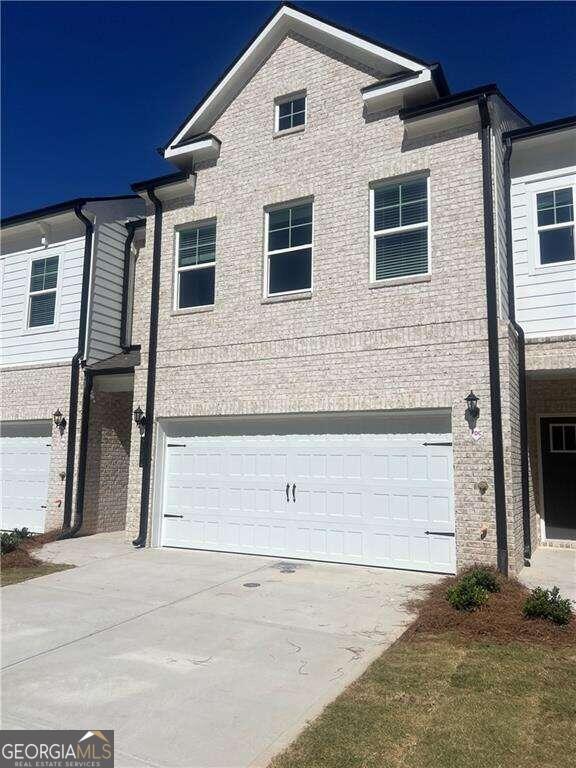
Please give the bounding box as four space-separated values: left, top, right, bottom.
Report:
165 4 429 151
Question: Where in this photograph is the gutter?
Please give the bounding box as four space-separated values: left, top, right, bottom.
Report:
503 137 532 564
60 204 94 536
478 94 509 575
132 189 163 547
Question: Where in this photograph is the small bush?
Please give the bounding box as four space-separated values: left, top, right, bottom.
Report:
0 527 33 556
523 586 573 626
447 576 489 612
466 566 501 593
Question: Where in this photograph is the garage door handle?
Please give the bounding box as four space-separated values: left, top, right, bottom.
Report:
292 483 296 502
164 514 183 519
425 530 455 537
286 483 290 502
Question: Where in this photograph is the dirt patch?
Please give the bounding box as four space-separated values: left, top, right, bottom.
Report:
1 530 73 586
404 568 576 648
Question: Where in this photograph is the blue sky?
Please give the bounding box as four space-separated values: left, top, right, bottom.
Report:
2 1 575 216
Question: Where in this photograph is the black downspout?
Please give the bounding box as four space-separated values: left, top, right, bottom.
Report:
65 370 93 537
504 137 532 564
61 204 94 533
120 222 137 351
478 94 509 575
133 191 162 547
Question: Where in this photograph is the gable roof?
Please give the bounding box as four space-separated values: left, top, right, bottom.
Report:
162 2 446 154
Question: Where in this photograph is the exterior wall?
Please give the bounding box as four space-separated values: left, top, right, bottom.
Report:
0 236 85 367
525 336 576 372
490 99 527 320
124 33 531 572
84 198 145 364
510 163 576 338
0 361 78 530
526 376 576 548
82 389 133 534
85 222 128 364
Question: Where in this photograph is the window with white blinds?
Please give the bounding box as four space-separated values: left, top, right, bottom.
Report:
371 177 429 282
28 255 58 327
175 222 216 309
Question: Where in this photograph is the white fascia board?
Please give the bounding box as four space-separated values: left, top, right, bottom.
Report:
362 70 432 110
165 137 221 163
403 102 480 140
168 5 426 147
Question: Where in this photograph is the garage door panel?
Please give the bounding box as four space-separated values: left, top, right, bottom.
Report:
0 424 51 533
160 431 455 573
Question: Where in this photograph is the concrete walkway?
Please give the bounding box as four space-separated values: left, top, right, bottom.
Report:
520 547 576 603
1 533 439 768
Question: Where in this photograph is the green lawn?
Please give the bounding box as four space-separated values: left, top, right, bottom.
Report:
270 634 576 768
1 561 74 587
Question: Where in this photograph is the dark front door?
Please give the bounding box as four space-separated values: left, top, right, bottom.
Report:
541 417 576 540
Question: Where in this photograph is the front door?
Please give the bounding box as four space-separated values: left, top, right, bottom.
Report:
541 417 576 540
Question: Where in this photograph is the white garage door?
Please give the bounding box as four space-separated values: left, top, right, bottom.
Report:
0 422 51 533
160 421 455 573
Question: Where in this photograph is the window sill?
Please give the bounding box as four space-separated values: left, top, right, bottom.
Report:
262 290 312 305
273 125 306 139
369 274 431 289
171 305 214 317
22 323 59 336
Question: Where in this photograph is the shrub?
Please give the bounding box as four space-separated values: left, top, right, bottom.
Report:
466 567 501 593
0 527 33 556
523 586 573 626
446 576 489 612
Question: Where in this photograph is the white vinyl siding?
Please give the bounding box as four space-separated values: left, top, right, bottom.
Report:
370 177 429 282
510 167 576 338
86 221 127 363
0 237 85 366
175 222 216 310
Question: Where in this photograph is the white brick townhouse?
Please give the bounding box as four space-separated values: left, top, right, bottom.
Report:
1 4 574 575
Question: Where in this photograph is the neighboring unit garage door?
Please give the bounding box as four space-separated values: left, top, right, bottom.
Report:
0 422 51 533
160 419 455 573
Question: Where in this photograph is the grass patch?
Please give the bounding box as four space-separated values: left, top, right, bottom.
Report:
1 561 75 587
1 529 74 586
270 574 576 768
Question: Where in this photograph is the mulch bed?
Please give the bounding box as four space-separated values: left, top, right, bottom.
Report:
404 568 576 648
1 529 60 570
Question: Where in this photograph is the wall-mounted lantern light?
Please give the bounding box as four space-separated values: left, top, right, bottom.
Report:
465 391 480 430
133 406 146 437
53 409 66 432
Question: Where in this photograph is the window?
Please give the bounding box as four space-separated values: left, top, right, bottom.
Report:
550 423 576 453
176 223 216 309
275 94 306 132
536 187 574 265
265 202 313 296
371 177 429 282
28 255 58 327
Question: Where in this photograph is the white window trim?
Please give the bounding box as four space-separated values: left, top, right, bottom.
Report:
526 171 576 275
263 199 314 298
274 91 307 134
173 222 217 311
369 175 431 285
549 422 576 454
23 252 61 334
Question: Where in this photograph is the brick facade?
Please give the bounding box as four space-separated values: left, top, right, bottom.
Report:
124 33 527 573
82 389 133 534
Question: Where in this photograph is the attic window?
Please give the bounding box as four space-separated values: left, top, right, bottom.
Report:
275 93 306 133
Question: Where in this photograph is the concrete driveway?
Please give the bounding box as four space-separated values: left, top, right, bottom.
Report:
1 534 439 768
